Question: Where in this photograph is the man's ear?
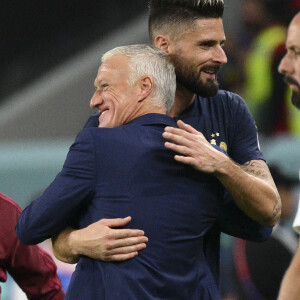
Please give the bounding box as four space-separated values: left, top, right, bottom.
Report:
137 76 154 102
154 35 171 54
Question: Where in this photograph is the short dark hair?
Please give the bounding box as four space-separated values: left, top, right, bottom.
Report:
148 0 225 42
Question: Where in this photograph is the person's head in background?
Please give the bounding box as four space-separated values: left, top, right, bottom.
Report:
148 0 227 99
90 44 176 128
278 11 300 110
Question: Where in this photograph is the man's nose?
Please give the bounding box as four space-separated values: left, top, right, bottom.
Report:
278 54 291 75
90 91 103 108
213 46 228 65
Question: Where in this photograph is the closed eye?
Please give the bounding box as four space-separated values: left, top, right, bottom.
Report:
101 83 109 89
287 46 300 57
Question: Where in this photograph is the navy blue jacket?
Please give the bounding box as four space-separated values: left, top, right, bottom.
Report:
17 114 225 299
84 90 273 285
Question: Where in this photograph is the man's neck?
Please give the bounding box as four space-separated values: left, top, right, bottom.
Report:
168 84 196 118
130 103 166 122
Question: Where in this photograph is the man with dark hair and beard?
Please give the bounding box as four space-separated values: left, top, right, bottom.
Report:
277 11 300 300
278 12 300 110
50 0 280 292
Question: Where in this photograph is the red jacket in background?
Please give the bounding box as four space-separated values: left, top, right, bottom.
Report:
0 192 65 299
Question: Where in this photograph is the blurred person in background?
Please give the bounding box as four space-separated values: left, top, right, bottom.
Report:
0 192 65 299
240 0 300 136
226 165 299 300
221 8 300 300
277 10 300 300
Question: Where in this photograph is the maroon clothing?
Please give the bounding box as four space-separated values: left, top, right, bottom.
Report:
0 192 65 299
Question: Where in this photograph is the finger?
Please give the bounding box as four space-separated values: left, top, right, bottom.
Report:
104 252 139 262
163 128 205 146
100 216 132 228
164 126 189 136
104 236 148 251
164 142 191 156
163 131 193 147
109 242 147 255
107 229 148 240
165 123 202 137
174 155 195 166
177 120 200 134
108 235 149 249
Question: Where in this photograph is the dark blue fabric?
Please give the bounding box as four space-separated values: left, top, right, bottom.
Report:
176 91 264 164
17 113 224 300
176 91 272 284
84 91 271 240
83 91 272 286
85 91 265 165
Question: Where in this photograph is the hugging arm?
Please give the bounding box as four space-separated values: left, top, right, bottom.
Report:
51 115 149 264
16 129 95 245
52 217 148 264
163 120 281 227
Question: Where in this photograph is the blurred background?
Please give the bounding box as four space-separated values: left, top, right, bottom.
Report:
0 0 300 299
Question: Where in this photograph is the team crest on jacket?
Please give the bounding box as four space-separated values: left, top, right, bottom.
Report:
210 132 227 152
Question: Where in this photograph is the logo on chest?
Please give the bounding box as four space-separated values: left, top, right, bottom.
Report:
210 132 227 152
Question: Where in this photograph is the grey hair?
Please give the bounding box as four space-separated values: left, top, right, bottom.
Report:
102 44 176 112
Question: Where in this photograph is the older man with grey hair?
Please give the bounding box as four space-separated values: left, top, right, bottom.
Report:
17 44 226 299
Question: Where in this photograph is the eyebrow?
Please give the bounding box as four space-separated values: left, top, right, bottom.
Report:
289 46 300 51
94 79 103 88
197 39 226 46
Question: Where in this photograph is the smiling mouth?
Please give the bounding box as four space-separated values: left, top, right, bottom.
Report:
201 66 220 78
204 70 217 74
100 109 109 115
284 76 300 89
98 109 109 127
204 70 216 76
202 70 217 80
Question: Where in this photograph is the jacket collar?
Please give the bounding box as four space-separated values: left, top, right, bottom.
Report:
127 113 176 127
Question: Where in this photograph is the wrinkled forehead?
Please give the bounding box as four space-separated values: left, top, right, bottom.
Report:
96 54 129 80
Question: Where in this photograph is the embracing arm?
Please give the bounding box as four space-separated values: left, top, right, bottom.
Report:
16 129 95 245
163 120 281 227
215 158 280 227
217 190 272 241
52 217 148 264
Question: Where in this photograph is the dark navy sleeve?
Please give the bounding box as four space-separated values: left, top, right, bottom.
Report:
218 190 272 241
212 141 272 241
84 112 99 128
16 129 96 245
216 93 271 241
229 93 265 164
